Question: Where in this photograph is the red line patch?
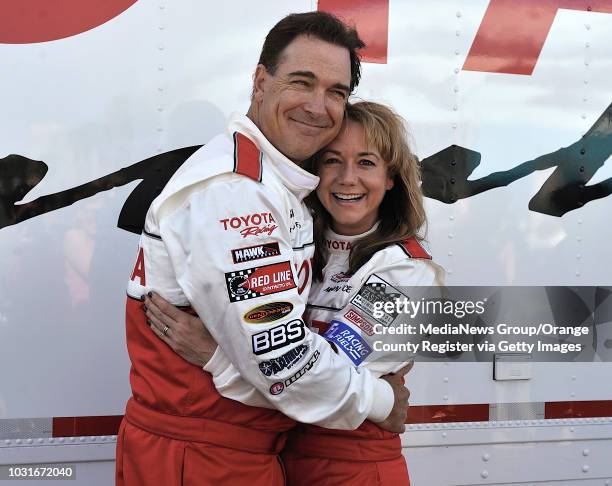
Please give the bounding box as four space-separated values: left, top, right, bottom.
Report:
225 261 296 302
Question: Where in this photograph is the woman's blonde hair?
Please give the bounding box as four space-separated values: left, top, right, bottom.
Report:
304 101 427 280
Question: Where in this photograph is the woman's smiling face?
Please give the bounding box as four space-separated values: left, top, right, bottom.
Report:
316 119 394 236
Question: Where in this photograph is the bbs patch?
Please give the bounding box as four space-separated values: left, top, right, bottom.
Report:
225 261 295 302
252 319 305 355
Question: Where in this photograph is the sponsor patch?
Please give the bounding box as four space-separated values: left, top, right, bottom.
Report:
231 242 281 264
331 272 351 283
219 212 277 238
350 275 402 327
252 319 305 355
225 261 296 302
344 309 375 336
244 301 294 324
323 320 372 366
259 344 308 376
270 350 320 394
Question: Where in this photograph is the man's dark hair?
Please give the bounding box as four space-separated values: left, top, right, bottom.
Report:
258 11 366 92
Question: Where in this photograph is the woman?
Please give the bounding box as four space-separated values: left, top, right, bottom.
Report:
145 101 444 485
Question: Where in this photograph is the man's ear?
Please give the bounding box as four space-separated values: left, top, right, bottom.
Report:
252 64 268 102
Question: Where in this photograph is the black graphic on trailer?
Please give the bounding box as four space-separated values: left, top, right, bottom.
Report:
0 103 610 234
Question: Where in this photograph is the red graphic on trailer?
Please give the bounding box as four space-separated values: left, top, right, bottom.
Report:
463 0 612 75
225 261 296 302
318 0 389 63
0 0 137 44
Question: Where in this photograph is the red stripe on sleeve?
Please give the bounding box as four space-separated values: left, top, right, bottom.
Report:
234 133 262 182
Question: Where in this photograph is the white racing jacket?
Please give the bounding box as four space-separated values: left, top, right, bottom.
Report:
126 113 394 429
209 224 445 409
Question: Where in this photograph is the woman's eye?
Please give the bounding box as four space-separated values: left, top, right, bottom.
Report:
322 157 341 165
359 159 375 166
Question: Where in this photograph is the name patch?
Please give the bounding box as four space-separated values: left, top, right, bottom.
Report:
323 320 372 366
225 261 296 302
231 242 281 264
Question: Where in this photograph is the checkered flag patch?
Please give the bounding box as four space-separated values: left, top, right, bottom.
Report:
225 268 260 302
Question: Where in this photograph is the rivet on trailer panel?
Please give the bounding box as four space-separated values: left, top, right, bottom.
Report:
158 45 165 51
572 375 577 380
582 464 590 472
48 438 54 443
15 439 21 445
454 67 460 74
583 448 590 456
443 395 449 401
26 438 33 444
90 436 97 441
443 376 449 381
585 24 591 30
455 30 461 37
159 25 164 30
454 49 460 56
441 432 447 438
79 437 86 442
159 4 165 9
37 438 43 444
482 453 490 462
456 11 462 18
570 427 575 432
4 440 10 446
58 437 64 443
481 470 489 479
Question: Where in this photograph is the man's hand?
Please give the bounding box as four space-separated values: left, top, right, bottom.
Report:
143 292 218 367
374 362 414 433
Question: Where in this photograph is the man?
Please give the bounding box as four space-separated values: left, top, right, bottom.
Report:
118 12 409 486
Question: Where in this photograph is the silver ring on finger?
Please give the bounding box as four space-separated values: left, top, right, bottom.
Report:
162 324 170 336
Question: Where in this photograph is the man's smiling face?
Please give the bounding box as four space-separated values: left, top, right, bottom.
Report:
251 34 351 163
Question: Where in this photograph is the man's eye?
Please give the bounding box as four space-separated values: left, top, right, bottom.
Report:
293 80 309 87
331 90 347 99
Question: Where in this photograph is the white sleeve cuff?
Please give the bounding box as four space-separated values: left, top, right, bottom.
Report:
366 378 394 423
202 346 228 376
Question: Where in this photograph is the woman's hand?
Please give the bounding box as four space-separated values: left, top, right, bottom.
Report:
143 292 218 367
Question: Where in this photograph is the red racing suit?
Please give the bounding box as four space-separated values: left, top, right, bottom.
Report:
117 114 395 486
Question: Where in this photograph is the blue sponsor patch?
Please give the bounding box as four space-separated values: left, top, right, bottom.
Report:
323 320 372 366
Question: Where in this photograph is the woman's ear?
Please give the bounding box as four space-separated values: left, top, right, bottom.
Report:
386 176 395 191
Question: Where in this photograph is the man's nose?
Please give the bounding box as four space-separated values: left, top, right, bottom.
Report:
303 90 327 118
